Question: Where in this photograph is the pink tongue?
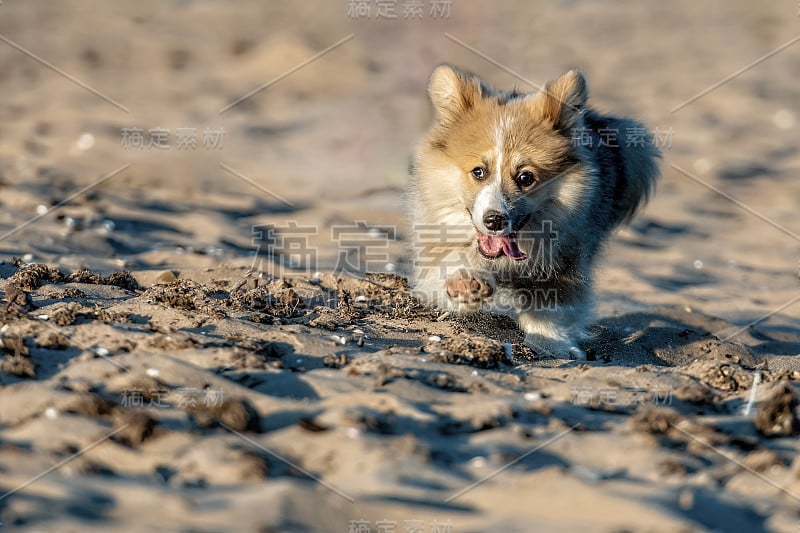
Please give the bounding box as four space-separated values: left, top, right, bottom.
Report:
478 233 528 260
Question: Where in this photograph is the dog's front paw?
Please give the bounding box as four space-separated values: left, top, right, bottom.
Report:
445 269 493 309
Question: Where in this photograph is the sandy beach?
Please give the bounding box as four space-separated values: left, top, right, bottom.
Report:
1 1 799 531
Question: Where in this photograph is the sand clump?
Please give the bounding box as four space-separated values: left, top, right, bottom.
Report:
227 279 306 319
426 332 512 369
631 406 682 435
0 355 36 378
5 263 138 292
754 381 800 437
66 268 139 291
59 392 160 447
0 332 35 377
6 263 65 291
687 359 755 393
187 397 262 433
142 279 221 312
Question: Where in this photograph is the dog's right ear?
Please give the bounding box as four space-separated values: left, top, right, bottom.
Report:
428 65 482 123
539 69 588 131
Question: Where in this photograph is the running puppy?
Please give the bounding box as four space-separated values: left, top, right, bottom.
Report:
411 65 660 359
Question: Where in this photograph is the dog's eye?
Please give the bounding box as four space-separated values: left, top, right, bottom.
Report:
470 167 486 180
515 171 536 187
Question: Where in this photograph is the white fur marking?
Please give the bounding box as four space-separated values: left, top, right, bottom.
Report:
472 180 505 232
471 118 513 233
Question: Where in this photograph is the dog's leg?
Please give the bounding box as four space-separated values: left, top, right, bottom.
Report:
515 279 593 359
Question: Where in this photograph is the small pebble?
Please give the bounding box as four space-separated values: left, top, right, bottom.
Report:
44 407 58 420
36 204 49 216
102 219 116 232
469 456 487 468
75 133 95 151
471 370 479 377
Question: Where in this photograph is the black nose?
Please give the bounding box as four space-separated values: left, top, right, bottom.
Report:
482 211 508 232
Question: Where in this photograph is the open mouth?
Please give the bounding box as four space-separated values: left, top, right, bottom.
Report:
477 232 528 261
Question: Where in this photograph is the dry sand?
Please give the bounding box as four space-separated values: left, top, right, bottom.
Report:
1 1 799 532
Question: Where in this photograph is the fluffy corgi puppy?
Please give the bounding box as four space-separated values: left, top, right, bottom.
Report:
411 65 660 359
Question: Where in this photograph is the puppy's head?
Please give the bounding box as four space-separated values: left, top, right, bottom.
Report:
415 65 593 265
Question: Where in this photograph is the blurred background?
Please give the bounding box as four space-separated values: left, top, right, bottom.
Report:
0 0 798 335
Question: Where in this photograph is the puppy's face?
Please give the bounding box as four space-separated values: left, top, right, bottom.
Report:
416 66 591 263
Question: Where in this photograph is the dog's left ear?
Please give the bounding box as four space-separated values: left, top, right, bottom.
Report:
538 70 588 131
428 64 483 123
